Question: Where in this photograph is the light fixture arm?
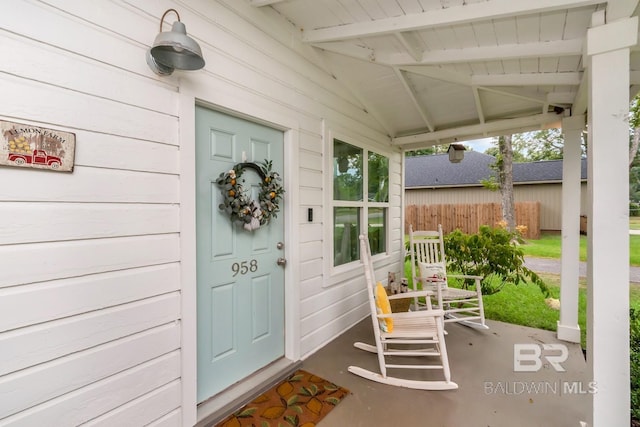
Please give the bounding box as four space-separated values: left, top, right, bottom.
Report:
159 9 180 32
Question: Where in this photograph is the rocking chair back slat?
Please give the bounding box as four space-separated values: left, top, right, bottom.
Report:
408 224 489 330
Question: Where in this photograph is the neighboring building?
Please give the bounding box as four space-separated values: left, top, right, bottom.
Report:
405 152 588 231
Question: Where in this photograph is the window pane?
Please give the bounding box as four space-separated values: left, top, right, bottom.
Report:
368 208 386 256
333 139 363 201
334 207 360 266
368 151 389 202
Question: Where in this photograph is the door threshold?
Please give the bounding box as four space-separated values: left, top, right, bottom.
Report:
196 357 301 427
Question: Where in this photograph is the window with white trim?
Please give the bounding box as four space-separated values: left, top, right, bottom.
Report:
332 138 389 266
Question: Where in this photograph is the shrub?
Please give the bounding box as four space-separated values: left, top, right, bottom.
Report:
632 308 640 422
444 225 549 296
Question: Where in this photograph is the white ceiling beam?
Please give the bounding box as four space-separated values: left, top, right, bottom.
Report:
250 0 286 6
395 33 423 62
606 0 640 21
393 67 435 132
313 42 375 62
314 38 583 66
302 0 602 43
479 86 548 105
473 72 582 86
401 66 582 88
391 113 562 146
399 121 564 149
401 39 583 65
472 86 486 125
399 65 472 86
547 92 578 104
572 67 589 115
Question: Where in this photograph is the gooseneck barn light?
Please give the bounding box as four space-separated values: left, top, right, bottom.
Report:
146 9 205 76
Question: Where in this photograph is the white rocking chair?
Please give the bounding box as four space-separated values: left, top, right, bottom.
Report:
409 224 488 330
348 234 458 390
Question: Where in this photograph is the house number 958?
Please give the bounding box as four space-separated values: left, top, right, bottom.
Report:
231 260 258 276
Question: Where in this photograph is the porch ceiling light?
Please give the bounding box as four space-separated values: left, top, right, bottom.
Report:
447 143 465 163
146 9 205 76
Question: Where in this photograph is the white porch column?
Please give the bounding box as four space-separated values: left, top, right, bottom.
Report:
558 115 585 343
585 16 637 427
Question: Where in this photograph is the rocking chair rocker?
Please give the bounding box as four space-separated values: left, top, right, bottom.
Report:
348 234 458 390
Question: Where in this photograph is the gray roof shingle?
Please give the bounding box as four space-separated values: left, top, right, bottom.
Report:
405 151 587 188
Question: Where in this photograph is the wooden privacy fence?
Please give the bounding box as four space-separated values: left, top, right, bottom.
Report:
405 201 540 239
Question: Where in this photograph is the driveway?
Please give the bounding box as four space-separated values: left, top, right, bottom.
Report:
524 257 640 283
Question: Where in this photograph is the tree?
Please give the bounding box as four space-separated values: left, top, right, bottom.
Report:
488 128 587 161
481 135 516 231
630 94 640 168
485 133 528 162
629 95 640 214
497 135 516 231
405 146 445 157
514 129 565 161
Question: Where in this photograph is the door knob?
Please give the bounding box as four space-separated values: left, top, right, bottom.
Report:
277 257 287 267
277 242 284 250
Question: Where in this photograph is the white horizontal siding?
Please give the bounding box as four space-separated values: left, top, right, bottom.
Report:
0 0 398 424
1 74 177 144
0 203 179 245
1 0 183 422
297 143 403 356
147 408 182 427
0 323 180 418
0 293 180 376
0 264 180 332
0 0 170 81
72 132 179 173
0 167 178 203
0 235 180 288
0 32 177 116
82 380 182 427
0 352 180 426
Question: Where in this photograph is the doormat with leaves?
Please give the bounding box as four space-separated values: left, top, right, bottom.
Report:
215 369 350 427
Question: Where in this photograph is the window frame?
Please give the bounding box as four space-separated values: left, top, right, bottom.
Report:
323 127 391 284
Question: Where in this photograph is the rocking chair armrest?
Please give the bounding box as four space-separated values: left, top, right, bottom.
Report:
387 290 433 300
447 274 483 281
378 309 445 320
419 276 446 283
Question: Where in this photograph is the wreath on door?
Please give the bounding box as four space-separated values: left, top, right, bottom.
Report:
216 160 284 231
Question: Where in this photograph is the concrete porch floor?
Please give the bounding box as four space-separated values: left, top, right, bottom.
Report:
302 318 589 427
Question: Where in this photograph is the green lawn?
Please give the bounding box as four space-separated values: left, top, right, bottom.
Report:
489 228 640 347
482 273 640 348
403 227 640 348
519 232 640 266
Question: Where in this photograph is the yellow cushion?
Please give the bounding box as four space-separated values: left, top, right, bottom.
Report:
375 282 393 333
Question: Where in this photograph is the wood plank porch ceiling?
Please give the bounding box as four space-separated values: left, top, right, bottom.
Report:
250 0 640 148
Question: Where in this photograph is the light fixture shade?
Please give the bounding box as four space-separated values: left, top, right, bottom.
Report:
150 21 205 70
147 10 205 76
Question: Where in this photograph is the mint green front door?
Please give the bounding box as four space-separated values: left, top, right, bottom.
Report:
195 106 285 402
